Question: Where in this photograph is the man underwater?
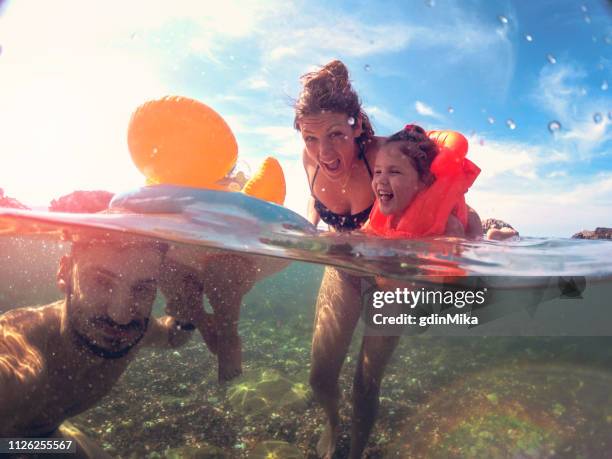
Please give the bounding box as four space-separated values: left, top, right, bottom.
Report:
0 236 202 458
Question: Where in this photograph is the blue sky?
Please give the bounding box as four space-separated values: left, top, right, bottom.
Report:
0 0 610 236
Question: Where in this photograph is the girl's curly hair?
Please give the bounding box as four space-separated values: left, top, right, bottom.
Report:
386 124 438 185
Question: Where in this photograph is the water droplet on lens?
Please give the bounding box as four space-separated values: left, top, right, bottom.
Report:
497 15 508 25
584 15 591 24
546 54 557 64
580 5 588 12
548 120 561 133
524 34 533 42
593 113 603 124
601 80 608 91
487 116 495 124
506 119 516 130
364 64 371 72
448 106 454 114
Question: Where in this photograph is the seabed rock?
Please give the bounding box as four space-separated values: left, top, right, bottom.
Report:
227 368 311 416
249 440 303 459
164 444 228 459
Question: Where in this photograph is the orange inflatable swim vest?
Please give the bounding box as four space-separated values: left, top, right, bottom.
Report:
364 130 480 239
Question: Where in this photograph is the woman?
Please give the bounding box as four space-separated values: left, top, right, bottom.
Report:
295 60 482 458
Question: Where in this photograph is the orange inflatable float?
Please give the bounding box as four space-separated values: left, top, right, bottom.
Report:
128 96 286 205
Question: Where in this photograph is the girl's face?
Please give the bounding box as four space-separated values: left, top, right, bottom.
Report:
372 143 423 216
299 112 363 181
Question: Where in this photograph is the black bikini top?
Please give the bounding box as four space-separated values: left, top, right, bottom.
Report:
309 141 374 232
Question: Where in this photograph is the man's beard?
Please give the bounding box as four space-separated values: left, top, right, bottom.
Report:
67 290 149 360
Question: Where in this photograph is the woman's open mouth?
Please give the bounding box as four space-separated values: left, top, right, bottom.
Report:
321 159 341 173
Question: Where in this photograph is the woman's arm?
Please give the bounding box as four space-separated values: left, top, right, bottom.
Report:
307 195 321 226
303 150 321 226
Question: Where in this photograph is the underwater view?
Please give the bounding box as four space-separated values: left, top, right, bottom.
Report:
1 0 612 458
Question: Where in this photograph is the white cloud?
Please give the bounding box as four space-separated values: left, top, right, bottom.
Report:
534 63 612 157
270 47 297 61
415 101 443 120
245 76 270 90
467 136 569 185
364 105 404 133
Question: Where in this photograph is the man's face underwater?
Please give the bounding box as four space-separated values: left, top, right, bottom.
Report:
63 243 163 359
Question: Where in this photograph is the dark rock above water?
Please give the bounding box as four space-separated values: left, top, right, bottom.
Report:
0 188 30 210
49 190 114 213
482 218 516 233
571 227 612 240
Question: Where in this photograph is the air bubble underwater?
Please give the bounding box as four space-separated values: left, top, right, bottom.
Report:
593 113 603 124
546 54 557 65
506 119 516 130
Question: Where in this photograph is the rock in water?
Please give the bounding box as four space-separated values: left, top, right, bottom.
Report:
571 227 612 240
0 188 30 209
49 190 114 213
482 218 516 233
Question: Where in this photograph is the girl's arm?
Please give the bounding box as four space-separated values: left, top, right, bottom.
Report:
445 214 466 237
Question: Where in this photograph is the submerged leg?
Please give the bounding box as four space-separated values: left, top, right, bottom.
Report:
203 254 256 383
350 334 400 459
310 267 363 458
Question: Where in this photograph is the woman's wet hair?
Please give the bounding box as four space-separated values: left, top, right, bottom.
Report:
386 125 438 185
294 60 374 140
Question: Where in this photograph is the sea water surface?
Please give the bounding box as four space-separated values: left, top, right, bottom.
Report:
1 187 611 458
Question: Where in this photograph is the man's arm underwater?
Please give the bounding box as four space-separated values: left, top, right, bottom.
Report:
0 313 46 424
